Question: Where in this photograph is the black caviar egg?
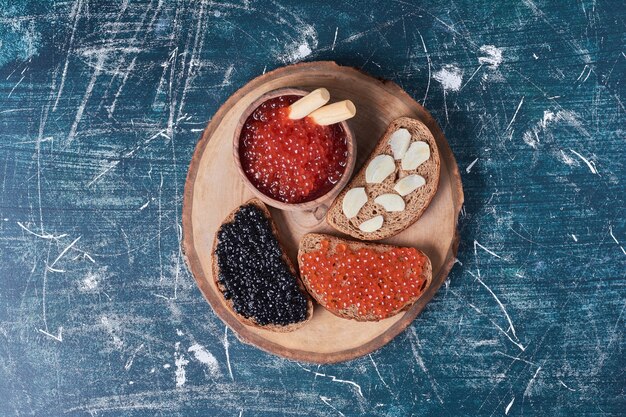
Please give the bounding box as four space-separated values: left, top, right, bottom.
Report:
215 204 308 326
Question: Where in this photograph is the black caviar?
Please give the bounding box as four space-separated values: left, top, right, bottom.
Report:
215 204 309 326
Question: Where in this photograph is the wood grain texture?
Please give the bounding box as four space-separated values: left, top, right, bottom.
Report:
182 61 463 363
0 0 624 416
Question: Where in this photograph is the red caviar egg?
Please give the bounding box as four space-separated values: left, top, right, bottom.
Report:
239 95 349 204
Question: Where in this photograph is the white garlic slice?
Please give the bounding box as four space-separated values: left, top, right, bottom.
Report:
342 187 368 219
401 141 430 171
388 128 411 160
365 155 395 184
394 174 425 196
374 193 405 212
358 215 384 233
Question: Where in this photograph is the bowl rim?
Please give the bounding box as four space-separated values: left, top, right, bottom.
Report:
232 87 357 211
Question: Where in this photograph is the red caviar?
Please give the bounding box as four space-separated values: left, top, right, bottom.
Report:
239 95 349 204
299 240 429 320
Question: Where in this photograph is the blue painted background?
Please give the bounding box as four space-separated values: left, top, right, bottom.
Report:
0 0 624 415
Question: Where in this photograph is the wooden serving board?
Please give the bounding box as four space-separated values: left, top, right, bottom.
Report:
182 61 464 363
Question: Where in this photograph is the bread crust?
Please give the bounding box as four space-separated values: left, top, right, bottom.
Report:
297 233 432 322
326 117 441 240
212 198 314 332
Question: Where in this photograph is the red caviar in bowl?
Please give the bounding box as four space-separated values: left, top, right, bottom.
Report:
239 95 349 204
299 240 429 320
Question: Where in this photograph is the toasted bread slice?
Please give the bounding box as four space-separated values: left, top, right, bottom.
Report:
297 233 432 322
212 198 313 332
326 117 440 240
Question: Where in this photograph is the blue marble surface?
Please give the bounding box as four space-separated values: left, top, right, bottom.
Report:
0 0 624 415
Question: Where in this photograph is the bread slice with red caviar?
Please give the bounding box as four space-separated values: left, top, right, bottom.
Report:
212 198 313 332
326 117 441 241
297 233 432 322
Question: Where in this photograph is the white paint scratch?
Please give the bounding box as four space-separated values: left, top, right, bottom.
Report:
474 240 502 259
460 65 483 91
523 367 542 397
466 158 479 173
8 75 25 98
220 64 235 87
331 27 338 51
558 379 576 391
67 53 105 145
45 264 65 273
54 0 83 111
473 339 498 347
505 397 515 415
369 354 392 393
609 226 626 255
17 222 67 240
297 363 363 398
87 161 120 187
522 130 539 149
541 110 554 129
451 290 526 351
569 149 598 174
320 396 345 417
416 29 431 104
38 327 63 342
188 343 220 377
472 273 519 340
576 64 592 83
493 351 538 367
506 96 524 131
224 326 234 381
124 343 145 371
559 149 577 166
139 199 151 211
49 236 81 269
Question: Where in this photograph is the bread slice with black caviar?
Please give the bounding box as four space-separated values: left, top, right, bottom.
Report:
212 198 313 332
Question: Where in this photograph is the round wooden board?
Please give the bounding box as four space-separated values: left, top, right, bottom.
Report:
182 61 464 364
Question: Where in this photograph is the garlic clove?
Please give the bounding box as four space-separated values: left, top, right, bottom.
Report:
394 174 426 196
388 128 411 160
374 193 405 212
358 215 384 233
401 141 430 171
365 155 396 184
342 187 368 219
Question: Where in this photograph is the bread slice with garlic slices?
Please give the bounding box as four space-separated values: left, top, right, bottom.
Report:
326 117 440 241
